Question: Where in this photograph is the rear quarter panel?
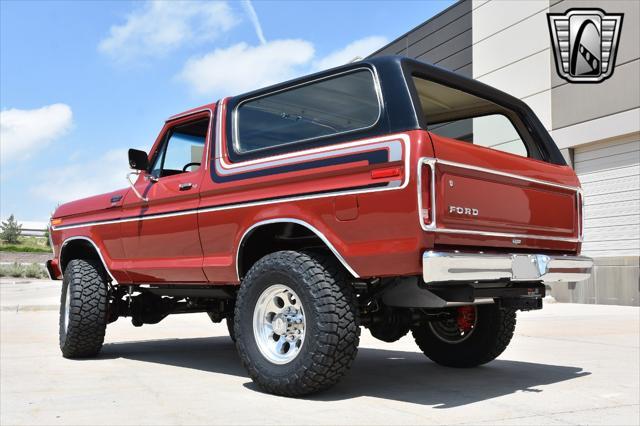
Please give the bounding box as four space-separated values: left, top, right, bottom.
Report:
197 100 433 282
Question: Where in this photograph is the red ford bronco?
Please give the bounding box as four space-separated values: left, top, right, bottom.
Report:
48 56 592 396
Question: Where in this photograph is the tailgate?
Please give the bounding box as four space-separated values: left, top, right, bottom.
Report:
423 134 582 252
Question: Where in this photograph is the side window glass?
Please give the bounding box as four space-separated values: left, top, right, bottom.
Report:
149 118 208 178
413 77 530 158
428 114 527 157
150 145 166 178
472 114 528 157
235 69 380 154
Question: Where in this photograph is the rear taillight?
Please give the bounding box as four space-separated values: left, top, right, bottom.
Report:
418 159 435 229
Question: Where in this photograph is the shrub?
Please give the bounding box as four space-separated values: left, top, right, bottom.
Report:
0 215 22 244
0 262 24 277
24 263 47 279
0 262 48 279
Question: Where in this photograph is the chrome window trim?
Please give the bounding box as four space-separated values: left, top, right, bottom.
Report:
59 236 119 284
236 218 359 279
162 108 213 172
231 67 384 156
417 156 583 243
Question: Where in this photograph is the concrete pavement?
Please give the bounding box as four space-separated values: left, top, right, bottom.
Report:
1 278 60 311
1 280 638 425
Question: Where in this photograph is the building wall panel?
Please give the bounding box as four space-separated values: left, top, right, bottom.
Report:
472 5 550 78
369 0 472 76
576 138 640 257
552 60 640 130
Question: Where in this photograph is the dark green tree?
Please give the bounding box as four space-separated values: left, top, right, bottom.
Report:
0 214 23 244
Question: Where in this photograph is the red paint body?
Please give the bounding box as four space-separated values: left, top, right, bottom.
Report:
49 72 582 285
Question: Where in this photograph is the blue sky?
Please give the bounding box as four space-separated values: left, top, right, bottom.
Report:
1 0 453 222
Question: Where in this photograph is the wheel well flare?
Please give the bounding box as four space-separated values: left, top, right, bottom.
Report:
237 220 358 280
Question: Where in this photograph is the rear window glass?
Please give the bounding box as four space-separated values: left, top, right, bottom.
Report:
234 69 380 154
412 77 531 158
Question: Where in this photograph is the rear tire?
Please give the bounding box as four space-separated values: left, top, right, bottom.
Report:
411 304 516 368
59 259 108 358
234 250 360 396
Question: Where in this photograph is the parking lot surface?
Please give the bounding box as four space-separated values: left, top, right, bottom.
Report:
1 280 639 425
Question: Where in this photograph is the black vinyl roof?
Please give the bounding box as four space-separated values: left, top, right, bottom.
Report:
227 55 565 165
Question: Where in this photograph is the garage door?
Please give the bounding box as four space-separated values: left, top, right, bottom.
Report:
574 136 640 257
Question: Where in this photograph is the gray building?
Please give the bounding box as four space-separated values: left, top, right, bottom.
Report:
370 0 640 306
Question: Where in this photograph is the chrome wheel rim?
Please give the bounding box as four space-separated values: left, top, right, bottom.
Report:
64 284 71 333
429 307 477 344
252 284 305 365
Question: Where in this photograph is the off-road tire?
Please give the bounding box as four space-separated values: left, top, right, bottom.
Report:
59 259 108 358
412 304 516 368
234 250 360 396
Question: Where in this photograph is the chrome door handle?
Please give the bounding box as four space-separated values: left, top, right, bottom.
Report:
178 182 193 191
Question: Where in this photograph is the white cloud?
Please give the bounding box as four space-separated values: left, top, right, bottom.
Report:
313 36 389 70
178 39 314 96
241 0 266 45
31 148 131 204
0 103 73 164
177 35 388 98
99 0 238 63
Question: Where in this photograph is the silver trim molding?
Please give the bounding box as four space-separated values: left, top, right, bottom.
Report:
52 131 411 232
417 157 583 243
436 158 581 191
423 251 593 284
236 218 359 279
59 236 119 284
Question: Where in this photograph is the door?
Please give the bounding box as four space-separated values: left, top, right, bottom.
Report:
120 114 210 283
574 137 640 257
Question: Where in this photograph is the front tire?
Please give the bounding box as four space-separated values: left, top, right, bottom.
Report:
411 304 516 368
234 251 360 396
59 259 108 358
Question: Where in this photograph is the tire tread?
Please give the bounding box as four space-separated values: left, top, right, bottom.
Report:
234 250 360 396
59 259 108 358
412 305 516 368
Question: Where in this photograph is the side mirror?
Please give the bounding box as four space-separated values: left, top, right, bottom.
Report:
128 149 149 171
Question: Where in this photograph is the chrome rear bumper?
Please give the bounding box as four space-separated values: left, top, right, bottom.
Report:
423 251 593 284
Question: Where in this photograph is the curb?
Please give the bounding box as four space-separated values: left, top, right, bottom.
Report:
1 304 59 312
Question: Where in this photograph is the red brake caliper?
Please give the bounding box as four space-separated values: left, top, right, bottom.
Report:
456 306 476 333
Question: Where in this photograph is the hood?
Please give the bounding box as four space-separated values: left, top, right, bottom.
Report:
53 187 129 219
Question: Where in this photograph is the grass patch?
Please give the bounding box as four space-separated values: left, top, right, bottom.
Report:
0 262 48 279
0 245 52 253
0 236 51 253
